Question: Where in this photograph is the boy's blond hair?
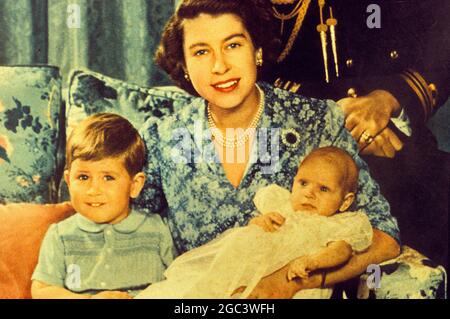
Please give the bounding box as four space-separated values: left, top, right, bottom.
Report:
65 113 145 176
301 146 359 194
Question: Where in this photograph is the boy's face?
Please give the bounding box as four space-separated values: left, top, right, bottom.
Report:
291 157 348 216
64 157 145 224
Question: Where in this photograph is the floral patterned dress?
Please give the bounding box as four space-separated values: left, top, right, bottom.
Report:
134 82 400 254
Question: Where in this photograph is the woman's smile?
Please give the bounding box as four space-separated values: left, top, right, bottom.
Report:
211 78 240 92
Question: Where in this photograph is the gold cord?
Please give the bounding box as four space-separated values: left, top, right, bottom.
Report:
272 0 304 20
273 0 341 84
326 7 339 77
272 0 304 35
317 0 329 82
274 0 312 63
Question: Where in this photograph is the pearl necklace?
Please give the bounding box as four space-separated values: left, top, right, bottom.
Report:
207 85 265 148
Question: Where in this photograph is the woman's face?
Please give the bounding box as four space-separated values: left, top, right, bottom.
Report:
182 13 259 110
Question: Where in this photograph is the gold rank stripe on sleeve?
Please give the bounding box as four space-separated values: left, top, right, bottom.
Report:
274 77 302 93
400 69 437 120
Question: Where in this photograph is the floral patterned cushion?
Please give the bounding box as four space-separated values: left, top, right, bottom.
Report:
357 246 447 299
67 69 194 137
0 66 62 204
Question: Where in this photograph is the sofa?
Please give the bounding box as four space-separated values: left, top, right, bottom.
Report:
0 65 446 299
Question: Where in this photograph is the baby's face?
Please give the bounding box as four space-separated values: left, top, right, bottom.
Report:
64 157 139 224
291 158 346 216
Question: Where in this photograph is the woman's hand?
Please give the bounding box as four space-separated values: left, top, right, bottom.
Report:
91 291 133 299
248 212 285 232
246 264 307 299
337 89 402 155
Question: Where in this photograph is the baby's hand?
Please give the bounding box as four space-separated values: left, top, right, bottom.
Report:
91 291 133 299
248 212 285 232
287 256 318 281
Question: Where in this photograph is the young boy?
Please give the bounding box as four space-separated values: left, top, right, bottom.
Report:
31 113 174 299
136 146 373 299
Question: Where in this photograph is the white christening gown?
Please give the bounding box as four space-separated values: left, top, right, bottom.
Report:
136 185 373 299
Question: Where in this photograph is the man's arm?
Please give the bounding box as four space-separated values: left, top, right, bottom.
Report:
248 229 400 298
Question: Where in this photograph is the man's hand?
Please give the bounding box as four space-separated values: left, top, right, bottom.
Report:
360 127 403 158
287 256 318 281
91 291 133 299
337 89 402 153
248 212 285 232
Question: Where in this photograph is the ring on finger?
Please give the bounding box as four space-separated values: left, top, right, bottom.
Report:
361 131 374 144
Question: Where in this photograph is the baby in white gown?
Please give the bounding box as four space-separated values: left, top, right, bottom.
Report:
136 146 373 299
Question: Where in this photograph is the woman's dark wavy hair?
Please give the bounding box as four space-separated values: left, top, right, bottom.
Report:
155 0 281 96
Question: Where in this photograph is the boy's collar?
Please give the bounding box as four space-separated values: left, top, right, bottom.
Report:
76 210 147 234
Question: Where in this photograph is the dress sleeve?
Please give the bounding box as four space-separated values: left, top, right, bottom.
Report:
31 224 66 287
325 212 374 253
321 100 401 243
133 118 168 215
